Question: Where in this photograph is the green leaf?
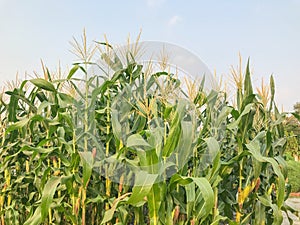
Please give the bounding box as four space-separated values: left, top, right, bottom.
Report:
200 137 219 169
254 201 265 225
58 93 75 106
244 59 253 97
101 205 118 224
176 120 195 169
169 175 214 220
80 152 94 187
257 195 283 225
162 100 186 157
215 106 232 127
111 109 122 140
41 176 61 220
37 101 52 114
192 177 214 220
101 52 123 71
67 64 79 79
7 88 18 122
227 103 254 130
94 41 113 49
127 171 158 206
292 112 300 121
30 78 56 92
24 206 42 225
126 134 152 149
6 117 30 132
246 134 285 208
270 74 275 102
101 193 130 224
148 182 165 225
185 182 195 219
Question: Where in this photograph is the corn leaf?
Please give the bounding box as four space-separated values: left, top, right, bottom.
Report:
41 176 61 220
30 78 56 92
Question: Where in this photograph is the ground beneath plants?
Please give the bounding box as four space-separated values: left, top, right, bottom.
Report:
283 198 300 225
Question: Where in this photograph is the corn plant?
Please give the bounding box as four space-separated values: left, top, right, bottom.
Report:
0 34 294 225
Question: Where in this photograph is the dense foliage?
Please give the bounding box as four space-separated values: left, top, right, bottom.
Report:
287 160 300 193
284 110 300 161
0 38 294 224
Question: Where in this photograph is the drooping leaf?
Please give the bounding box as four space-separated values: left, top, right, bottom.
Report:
246 134 285 208
24 206 42 225
67 64 79 79
6 117 30 133
126 134 152 149
41 176 61 220
101 193 131 224
227 103 254 130
127 171 158 207
80 152 94 187
30 78 56 92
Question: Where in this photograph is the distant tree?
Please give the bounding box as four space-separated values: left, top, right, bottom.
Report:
285 115 300 137
294 102 300 114
284 102 300 161
285 130 299 161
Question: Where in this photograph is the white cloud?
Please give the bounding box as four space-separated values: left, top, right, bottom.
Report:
168 15 182 26
146 0 166 7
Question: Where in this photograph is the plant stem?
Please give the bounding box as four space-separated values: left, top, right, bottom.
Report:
48 208 52 224
82 187 87 225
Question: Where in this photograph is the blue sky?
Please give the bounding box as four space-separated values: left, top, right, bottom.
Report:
0 0 299 111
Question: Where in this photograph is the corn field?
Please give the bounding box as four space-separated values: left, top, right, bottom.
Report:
0 35 295 225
